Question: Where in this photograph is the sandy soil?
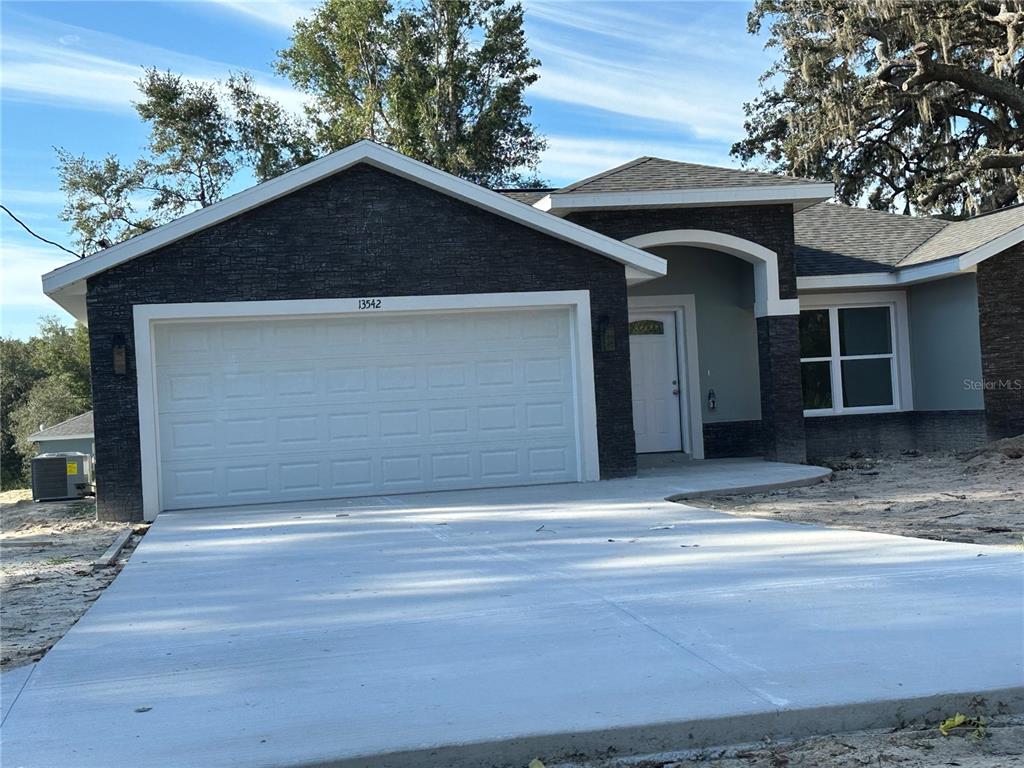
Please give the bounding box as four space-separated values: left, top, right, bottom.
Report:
699 437 1023 547
0 489 145 670
550 715 1024 768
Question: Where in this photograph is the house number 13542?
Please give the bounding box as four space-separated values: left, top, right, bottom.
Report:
358 298 382 309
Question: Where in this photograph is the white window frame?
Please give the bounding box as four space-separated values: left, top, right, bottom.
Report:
799 291 913 417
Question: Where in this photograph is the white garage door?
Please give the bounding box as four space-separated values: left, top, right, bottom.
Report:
153 308 581 510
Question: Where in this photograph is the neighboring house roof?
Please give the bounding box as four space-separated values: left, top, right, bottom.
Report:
28 411 94 442
42 141 667 322
794 203 948 276
559 156 822 194
794 201 1024 280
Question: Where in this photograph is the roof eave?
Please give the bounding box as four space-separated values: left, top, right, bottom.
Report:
796 256 968 290
534 183 835 216
30 432 94 442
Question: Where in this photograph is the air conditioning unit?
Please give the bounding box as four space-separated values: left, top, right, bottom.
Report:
31 452 93 502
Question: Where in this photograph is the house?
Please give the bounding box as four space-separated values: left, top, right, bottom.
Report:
40 142 1023 522
27 410 95 461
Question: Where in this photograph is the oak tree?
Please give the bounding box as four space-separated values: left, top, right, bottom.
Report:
733 0 1024 214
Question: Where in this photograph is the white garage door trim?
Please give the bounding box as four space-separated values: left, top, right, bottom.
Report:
134 291 599 520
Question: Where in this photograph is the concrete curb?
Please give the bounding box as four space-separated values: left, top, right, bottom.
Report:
304 686 1024 768
666 467 832 501
93 527 133 568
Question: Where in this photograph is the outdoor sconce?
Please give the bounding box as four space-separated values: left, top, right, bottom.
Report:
112 335 127 376
597 315 616 352
707 388 717 411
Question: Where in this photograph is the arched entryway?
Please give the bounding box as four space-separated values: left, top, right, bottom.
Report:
623 229 798 318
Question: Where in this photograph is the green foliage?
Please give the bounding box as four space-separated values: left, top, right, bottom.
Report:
733 0 1024 215
57 0 543 254
58 69 313 254
56 151 155 256
1 317 92 487
277 0 544 186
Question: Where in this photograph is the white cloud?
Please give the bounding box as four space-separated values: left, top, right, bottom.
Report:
0 189 68 208
0 239 75 310
1 17 307 115
524 2 768 143
539 135 736 185
207 0 314 30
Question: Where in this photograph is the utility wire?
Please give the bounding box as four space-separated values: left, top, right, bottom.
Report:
1 204 82 259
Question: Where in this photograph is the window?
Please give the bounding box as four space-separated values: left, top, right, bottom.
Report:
629 319 665 335
799 298 907 415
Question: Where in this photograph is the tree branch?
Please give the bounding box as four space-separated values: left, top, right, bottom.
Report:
903 42 1024 114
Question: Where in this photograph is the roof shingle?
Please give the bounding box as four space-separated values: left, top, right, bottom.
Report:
898 203 1024 267
794 203 948 276
558 156 823 194
494 188 554 205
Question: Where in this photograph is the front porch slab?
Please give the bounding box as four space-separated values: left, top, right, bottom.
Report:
645 457 831 498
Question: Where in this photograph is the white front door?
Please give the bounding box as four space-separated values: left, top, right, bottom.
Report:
152 308 582 510
629 311 683 453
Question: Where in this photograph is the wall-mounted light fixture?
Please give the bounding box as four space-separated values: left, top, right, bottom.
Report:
596 315 616 353
707 388 717 411
112 334 127 376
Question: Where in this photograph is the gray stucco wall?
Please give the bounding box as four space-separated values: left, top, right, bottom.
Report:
34 438 94 458
629 245 761 423
908 274 984 411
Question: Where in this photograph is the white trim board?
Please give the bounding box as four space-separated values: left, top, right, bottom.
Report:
132 291 601 521
624 230 800 318
43 141 667 321
627 294 704 460
535 183 834 214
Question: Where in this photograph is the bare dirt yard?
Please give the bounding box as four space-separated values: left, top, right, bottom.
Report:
699 436 1023 547
550 714 1024 768
0 489 146 670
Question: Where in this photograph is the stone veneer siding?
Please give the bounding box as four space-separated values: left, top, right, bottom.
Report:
977 245 1024 439
702 421 764 458
572 206 807 463
804 411 987 459
756 316 807 463
86 164 637 522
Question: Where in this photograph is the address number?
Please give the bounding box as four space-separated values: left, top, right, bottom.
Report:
358 298 382 309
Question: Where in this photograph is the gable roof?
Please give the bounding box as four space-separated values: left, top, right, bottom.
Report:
42 141 666 321
28 411 93 442
534 156 834 214
559 156 823 194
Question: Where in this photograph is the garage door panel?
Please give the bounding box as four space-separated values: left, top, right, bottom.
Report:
154 308 580 510
158 393 577 462
155 354 572 414
160 435 579 510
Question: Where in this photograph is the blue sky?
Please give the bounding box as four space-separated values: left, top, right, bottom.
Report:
1 0 773 339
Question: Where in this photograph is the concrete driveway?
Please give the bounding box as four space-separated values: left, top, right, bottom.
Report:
3 473 1022 767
